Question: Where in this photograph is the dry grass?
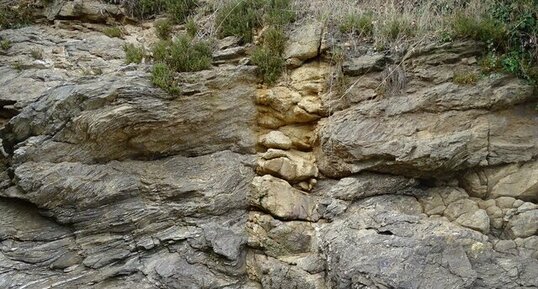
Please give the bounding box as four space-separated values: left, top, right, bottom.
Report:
292 0 491 49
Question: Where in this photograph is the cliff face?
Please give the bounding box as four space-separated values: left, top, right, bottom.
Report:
0 1 537 289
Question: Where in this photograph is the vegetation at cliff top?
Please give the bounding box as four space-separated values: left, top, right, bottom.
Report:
123 0 198 23
124 43 146 64
0 1 35 30
216 0 294 84
321 0 537 83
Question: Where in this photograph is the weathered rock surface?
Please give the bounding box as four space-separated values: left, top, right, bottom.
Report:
1 150 255 288
284 21 323 63
2 66 257 164
316 104 538 178
462 160 538 202
0 8 537 289
320 195 538 289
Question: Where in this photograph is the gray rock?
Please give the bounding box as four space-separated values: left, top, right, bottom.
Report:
284 21 323 62
316 104 538 178
3 67 257 163
342 54 387 76
319 195 538 289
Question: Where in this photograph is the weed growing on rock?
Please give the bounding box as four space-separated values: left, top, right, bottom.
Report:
185 17 197 38
251 47 284 84
0 2 34 30
0 39 11 50
216 0 261 43
215 0 293 84
124 0 197 23
453 71 479 85
339 12 373 36
449 0 538 83
155 19 172 39
103 26 123 38
30 48 43 60
151 62 180 94
153 36 212 72
381 17 415 41
124 43 146 64
262 26 286 54
216 0 294 43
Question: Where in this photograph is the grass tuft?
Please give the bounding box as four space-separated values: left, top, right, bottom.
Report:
339 12 373 36
1 39 11 50
185 17 197 38
251 46 284 84
124 43 146 64
155 19 173 39
453 71 479 85
103 26 123 38
124 0 197 23
153 36 212 72
30 48 43 60
151 62 180 94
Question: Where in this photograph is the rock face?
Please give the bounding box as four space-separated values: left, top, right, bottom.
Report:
0 6 537 289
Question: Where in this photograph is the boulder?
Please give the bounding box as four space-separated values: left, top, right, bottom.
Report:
250 175 320 221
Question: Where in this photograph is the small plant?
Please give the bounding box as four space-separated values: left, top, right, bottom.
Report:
261 26 286 54
124 0 197 23
251 46 284 84
155 19 172 39
103 26 123 38
153 36 212 72
0 4 33 30
151 62 180 94
264 0 295 27
166 0 197 24
381 17 414 41
11 61 23 71
30 48 43 60
0 39 11 50
453 71 479 85
185 17 197 38
339 12 373 36
216 0 261 43
479 53 502 74
124 43 146 64
450 13 506 46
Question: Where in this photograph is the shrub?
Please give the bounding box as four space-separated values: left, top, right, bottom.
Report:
251 46 284 84
166 0 197 24
264 0 295 27
0 3 33 29
153 36 212 72
216 0 262 43
151 62 180 94
155 19 172 39
103 26 123 38
216 0 294 43
453 71 479 85
185 17 197 38
124 0 197 23
262 26 286 54
339 12 373 36
124 43 145 64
